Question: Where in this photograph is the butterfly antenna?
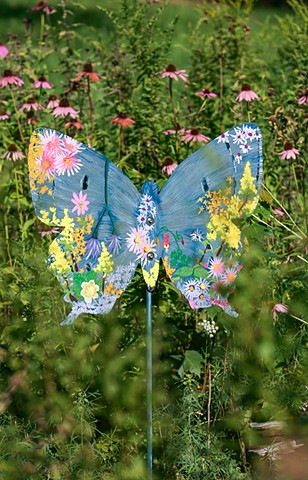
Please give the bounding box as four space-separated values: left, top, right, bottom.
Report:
146 285 154 479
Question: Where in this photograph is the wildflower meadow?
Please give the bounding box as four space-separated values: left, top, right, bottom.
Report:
0 0 307 479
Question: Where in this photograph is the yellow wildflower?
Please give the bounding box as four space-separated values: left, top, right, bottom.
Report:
238 162 257 195
94 242 114 275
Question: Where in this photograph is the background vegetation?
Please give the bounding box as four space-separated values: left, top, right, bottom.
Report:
0 0 307 478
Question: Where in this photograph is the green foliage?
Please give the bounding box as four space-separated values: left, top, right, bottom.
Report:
0 0 307 478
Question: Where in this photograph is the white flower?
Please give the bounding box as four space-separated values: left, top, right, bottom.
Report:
80 280 99 304
217 131 229 143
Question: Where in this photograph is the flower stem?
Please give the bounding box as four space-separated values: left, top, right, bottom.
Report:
87 77 94 147
14 164 24 227
10 87 25 144
219 55 223 132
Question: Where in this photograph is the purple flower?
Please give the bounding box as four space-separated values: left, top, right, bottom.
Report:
85 237 102 260
108 234 121 255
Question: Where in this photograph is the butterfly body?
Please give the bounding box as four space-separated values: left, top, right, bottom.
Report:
28 123 262 324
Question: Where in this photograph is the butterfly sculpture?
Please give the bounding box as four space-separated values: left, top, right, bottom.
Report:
28 123 262 325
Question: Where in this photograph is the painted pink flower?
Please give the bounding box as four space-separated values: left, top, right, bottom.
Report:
126 227 148 254
279 141 300 160
0 70 24 87
76 62 101 82
162 157 178 176
65 120 83 129
19 97 44 112
209 257 225 277
39 150 56 178
181 128 210 143
0 43 9 57
2 144 24 161
222 268 237 285
71 191 90 216
39 130 63 157
52 98 79 119
33 75 53 89
31 1 55 14
62 136 83 155
273 208 284 216
272 303 288 320
162 233 171 250
298 88 308 105
196 88 217 98
40 228 60 237
236 83 260 102
158 64 188 82
47 94 60 109
110 112 135 128
0 110 10 120
55 152 82 176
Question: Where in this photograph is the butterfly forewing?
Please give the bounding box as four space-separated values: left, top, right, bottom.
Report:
158 123 263 316
28 128 140 324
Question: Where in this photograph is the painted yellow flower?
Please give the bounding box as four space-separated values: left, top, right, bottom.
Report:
94 242 114 275
238 162 257 195
80 280 99 303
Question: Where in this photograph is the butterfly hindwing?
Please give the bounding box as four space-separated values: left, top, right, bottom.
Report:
158 123 263 316
28 128 141 324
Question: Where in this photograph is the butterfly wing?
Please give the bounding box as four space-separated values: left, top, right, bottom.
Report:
28 128 141 324
158 123 262 316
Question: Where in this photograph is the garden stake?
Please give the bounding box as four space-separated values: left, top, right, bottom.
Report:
146 286 153 479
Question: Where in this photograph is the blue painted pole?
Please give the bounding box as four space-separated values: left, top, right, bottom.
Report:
146 287 153 479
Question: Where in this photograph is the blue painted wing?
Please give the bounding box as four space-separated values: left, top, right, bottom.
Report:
28 128 141 324
158 123 263 316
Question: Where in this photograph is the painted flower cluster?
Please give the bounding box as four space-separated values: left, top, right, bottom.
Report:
217 124 261 166
126 193 157 267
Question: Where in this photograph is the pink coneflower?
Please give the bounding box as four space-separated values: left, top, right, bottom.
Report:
39 150 56 178
272 303 288 320
181 128 210 143
71 191 90 216
236 83 260 102
31 1 55 14
0 110 10 120
209 257 225 277
19 97 44 112
26 111 38 125
196 88 217 98
2 144 25 161
76 62 101 82
40 227 60 237
0 70 24 87
0 43 9 57
33 75 53 89
55 152 82 176
110 112 135 128
65 120 83 130
52 98 79 119
162 157 178 176
298 88 308 105
162 128 184 135
279 141 300 160
47 94 59 109
158 64 188 82
273 208 284 216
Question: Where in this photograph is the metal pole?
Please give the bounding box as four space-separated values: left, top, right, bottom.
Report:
146 287 153 479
